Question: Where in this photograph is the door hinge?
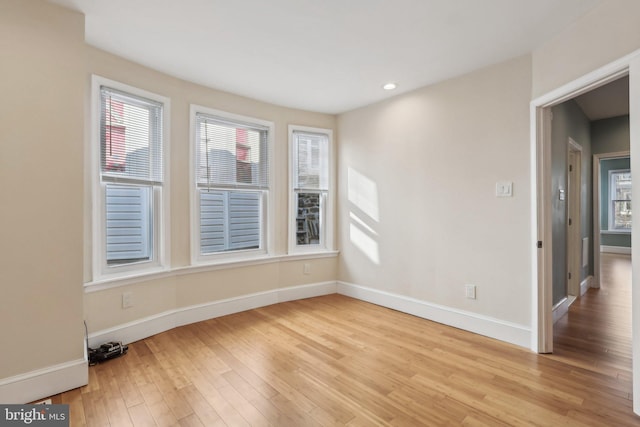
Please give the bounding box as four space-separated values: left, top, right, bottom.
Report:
569 164 573 172
569 218 572 226
537 241 543 249
568 272 572 280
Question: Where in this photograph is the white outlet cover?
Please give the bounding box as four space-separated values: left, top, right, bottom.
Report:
465 284 477 299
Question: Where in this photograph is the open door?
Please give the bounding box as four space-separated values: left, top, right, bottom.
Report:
567 139 582 300
629 53 640 417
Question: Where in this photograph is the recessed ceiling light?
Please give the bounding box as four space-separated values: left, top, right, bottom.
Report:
383 82 397 90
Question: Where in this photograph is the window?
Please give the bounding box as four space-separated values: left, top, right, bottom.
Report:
91 76 169 279
289 126 333 251
609 169 632 231
192 107 272 260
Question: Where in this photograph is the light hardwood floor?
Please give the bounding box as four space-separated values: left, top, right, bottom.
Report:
43 255 637 425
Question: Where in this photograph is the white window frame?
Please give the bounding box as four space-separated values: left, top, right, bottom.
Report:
288 125 335 253
90 75 171 281
190 105 274 264
608 168 632 232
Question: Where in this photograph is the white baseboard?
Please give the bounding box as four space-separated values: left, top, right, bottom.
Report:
552 297 569 324
580 275 593 296
89 280 533 353
0 359 87 404
88 281 338 347
336 282 531 348
600 245 631 254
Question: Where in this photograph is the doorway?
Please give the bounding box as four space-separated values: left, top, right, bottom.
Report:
593 151 632 287
532 51 640 415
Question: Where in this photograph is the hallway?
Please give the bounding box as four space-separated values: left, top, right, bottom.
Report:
551 253 632 401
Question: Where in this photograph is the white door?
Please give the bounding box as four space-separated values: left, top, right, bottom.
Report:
567 141 582 299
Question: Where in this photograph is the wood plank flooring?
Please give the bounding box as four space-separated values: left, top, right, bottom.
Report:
42 255 638 425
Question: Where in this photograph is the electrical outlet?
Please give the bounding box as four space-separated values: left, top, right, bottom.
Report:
303 263 311 275
122 292 133 308
465 284 476 300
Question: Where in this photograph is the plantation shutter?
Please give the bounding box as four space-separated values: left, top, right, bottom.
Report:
105 185 151 261
199 191 260 254
228 192 260 250
200 191 227 254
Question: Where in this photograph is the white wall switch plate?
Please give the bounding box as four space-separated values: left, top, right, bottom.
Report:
496 181 513 197
465 284 477 299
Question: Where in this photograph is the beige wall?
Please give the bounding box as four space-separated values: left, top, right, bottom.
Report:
5 0 640 395
83 47 337 333
337 55 533 326
0 0 85 377
532 0 640 98
0 0 338 386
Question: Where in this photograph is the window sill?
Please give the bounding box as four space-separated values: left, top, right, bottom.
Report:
84 251 339 293
85 266 173 293
601 230 631 235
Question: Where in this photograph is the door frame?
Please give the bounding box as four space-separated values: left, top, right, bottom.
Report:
567 138 582 299
531 64 628 354
531 47 640 415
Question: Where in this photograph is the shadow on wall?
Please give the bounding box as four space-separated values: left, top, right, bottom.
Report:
347 168 381 265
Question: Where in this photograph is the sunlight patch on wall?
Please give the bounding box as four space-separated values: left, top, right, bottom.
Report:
347 168 381 265
348 168 380 222
349 219 380 265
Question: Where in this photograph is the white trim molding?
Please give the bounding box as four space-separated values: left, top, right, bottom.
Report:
601 245 632 255
88 280 533 351
580 275 593 295
552 297 569 324
88 281 338 347
84 251 339 293
0 359 87 404
337 282 531 348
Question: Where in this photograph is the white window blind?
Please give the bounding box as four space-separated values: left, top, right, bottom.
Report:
100 87 164 184
293 131 329 191
195 113 269 189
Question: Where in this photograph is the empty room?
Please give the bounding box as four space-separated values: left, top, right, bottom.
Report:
2 0 640 425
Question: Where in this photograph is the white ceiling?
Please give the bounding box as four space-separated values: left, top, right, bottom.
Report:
49 0 602 114
574 76 629 121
